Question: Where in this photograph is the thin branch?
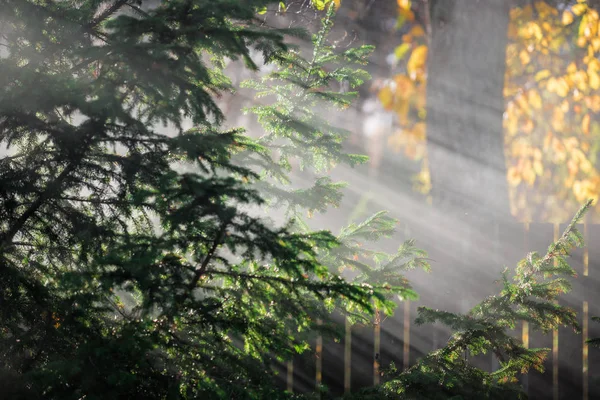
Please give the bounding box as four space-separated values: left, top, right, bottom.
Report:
422 0 432 43
59 196 153 208
88 0 129 29
0 162 77 251
188 222 229 290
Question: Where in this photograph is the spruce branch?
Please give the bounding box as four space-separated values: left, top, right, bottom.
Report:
188 220 230 290
88 0 130 28
377 200 593 399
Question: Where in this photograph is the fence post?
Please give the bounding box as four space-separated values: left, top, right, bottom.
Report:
344 317 351 394
287 360 294 393
316 320 322 391
403 301 411 370
583 219 589 400
553 223 560 400
522 222 530 395
374 309 380 385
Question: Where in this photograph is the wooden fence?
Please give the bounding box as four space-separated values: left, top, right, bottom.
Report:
281 222 600 399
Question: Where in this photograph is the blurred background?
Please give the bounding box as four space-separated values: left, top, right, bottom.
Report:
217 1 600 397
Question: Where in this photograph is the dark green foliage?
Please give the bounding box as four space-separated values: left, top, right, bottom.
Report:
0 1 427 399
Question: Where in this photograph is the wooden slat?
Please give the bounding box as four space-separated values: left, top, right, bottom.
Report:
350 320 374 391
558 223 583 400
586 225 600 398
344 317 351 394
292 340 316 393
584 219 589 400
584 301 589 400
527 223 554 399
374 310 380 385
403 301 411 370
287 360 294 393
316 334 322 390
321 334 344 396
379 300 404 376
522 222 530 395
319 313 344 396
553 224 559 400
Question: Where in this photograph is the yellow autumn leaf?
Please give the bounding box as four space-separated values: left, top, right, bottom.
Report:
573 3 587 16
568 159 579 176
582 141 591 152
581 158 594 173
519 49 531 65
394 43 411 60
590 70 600 89
398 7 415 22
547 77 557 92
544 131 553 151
505 113 519 136
516 94 529 111
559 78 570 96
548 77 570 97
583 113 591 134
529 90 542 109
410 25 425 37
407 45 428 78
572 70 588 91
573 179 597 203
396 100 410 125
533 159 544 176
522 119 535 134
586 95 600 111
412 122 426 140
535 69 551 81
552 138 567 162
563 10 574 25
564 136 579 151
552 108 565 131
522 162 536 185
528 22 543 40
377 86 394 110
508 166 522 186
397 0 411 10
311 0 340 10
536 1 557 18
581 15 591 37
393 74 415 98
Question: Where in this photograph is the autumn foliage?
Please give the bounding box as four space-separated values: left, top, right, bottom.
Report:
378 0 600 221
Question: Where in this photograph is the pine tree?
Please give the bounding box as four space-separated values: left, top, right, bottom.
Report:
241 4 430 322
0 1 426 399
346 200 592 400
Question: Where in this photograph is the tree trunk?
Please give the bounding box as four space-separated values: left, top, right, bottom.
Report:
426 0 511 224
423 0 514 333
